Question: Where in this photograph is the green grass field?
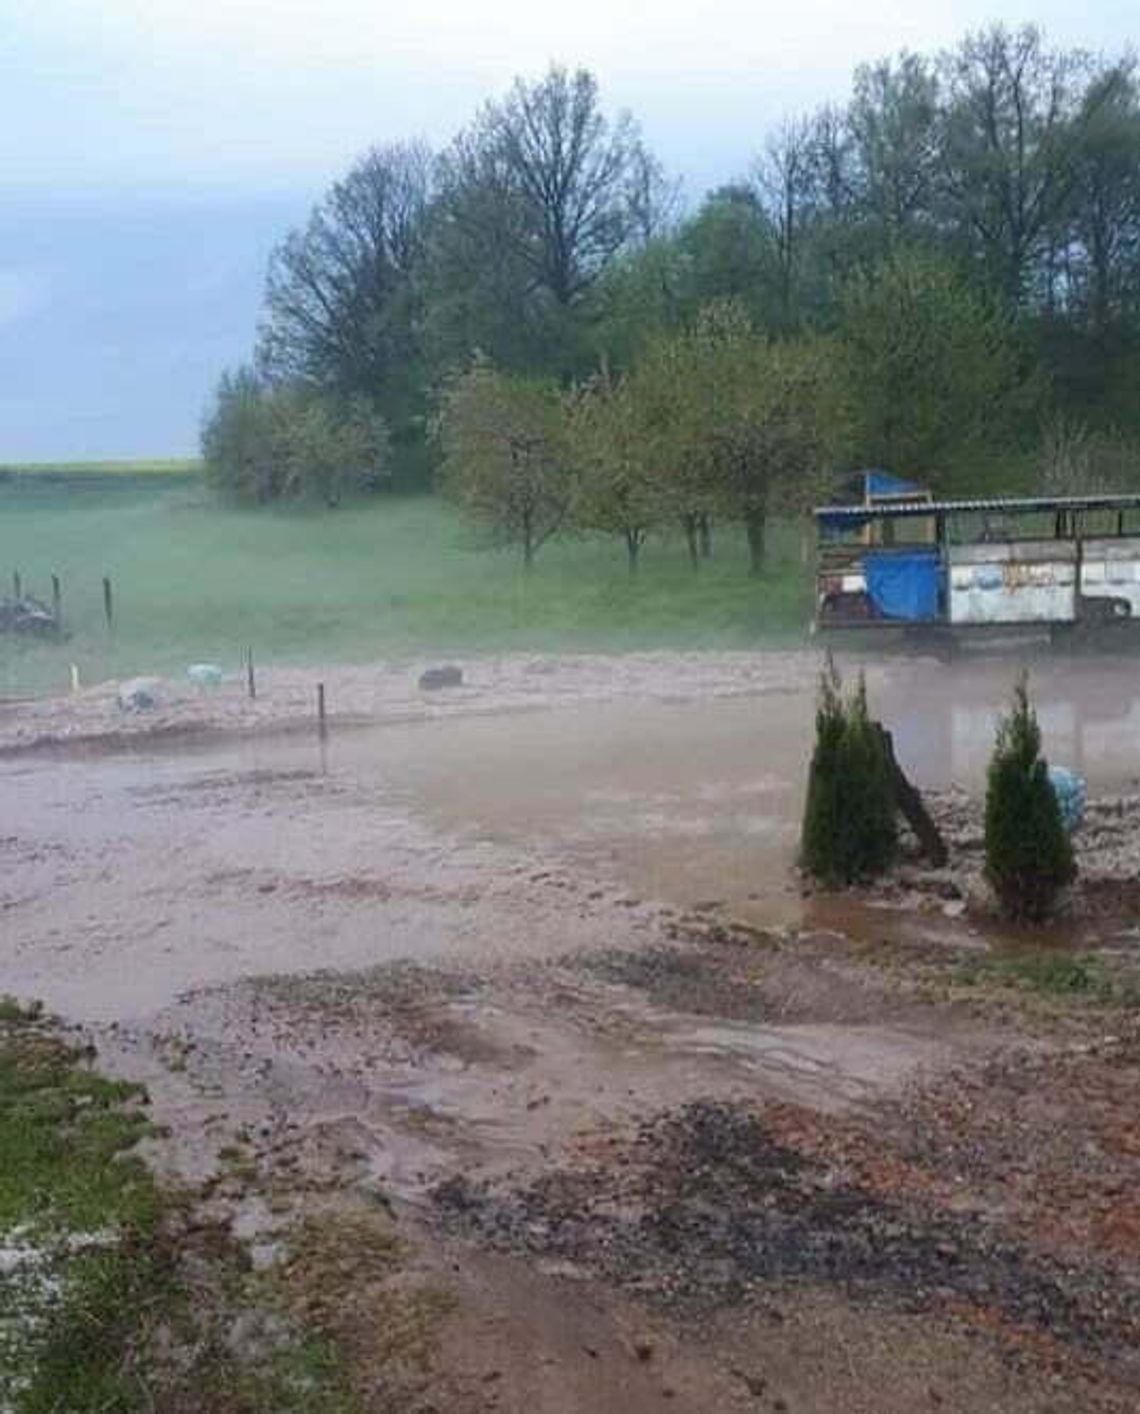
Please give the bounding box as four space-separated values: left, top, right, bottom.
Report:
0 459 201 478
0 469 811 696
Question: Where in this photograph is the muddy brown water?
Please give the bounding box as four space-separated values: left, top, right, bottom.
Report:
5 653 1140 1021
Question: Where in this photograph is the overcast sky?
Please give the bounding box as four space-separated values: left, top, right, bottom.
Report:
1 0 1136 459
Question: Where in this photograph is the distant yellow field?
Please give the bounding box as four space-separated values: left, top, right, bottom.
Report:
0 459 201 477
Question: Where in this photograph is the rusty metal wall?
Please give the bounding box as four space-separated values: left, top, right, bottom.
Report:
948 542 1077 625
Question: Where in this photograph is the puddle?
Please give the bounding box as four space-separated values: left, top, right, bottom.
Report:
5 655 1140 1019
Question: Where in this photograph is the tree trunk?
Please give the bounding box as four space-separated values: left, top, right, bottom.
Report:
698 513 712 559
745 510 767 577
683 515 700 572
871 723 948 867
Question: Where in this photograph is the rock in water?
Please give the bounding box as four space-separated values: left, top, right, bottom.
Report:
118 678 162 712
187 663 223 688
419 665 463 691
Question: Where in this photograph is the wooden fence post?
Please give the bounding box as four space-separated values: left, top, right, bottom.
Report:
872 722 948 868
102 576 114 631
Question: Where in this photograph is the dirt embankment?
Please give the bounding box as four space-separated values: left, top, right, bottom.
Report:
0 650 820 756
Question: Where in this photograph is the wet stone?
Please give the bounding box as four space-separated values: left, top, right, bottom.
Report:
419 665 463 690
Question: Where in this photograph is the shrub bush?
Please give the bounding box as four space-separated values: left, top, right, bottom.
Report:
985 675 1076 921
800 661 897 886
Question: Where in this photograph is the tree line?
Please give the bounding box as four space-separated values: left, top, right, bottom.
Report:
203 24 1140 564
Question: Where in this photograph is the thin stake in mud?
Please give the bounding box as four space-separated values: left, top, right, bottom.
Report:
102 576 114 632
12 570 20 599
317 682 327 739
51 573 61 629
245 647 256 701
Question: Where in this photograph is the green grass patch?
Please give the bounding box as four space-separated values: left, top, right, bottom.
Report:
0 459 201 478
954 950 1129 1001
0 479 812 696
0 1013 155 1236
0 1006 164 1408
0 1002 360 1412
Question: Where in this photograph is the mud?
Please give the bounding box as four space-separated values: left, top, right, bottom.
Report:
6 647 1140 1410
433 1100 1140 1368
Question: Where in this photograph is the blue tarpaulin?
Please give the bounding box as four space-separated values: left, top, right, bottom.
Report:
864 550 940 621
818 470 928 537
864 470 923 498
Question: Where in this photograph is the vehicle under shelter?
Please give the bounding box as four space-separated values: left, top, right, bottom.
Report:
813 471 1140 639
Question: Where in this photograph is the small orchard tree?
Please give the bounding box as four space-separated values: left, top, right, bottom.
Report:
201 368 388 505
800 662 897 885
641 303 846 576
623 327 714 570
568 373 663 573
434 359 574 567
706 318 846 577
985 676 1076 920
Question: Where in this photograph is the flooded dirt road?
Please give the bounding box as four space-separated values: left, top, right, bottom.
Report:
5 649 1140 1411
6 648 1140 1017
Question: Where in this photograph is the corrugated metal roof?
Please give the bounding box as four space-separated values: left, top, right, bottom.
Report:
813 492 1140 521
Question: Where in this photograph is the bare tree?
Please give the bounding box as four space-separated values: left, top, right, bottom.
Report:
752 118 817 326
849 53 941 244
1067 60 1140 333
258 142 433 407
937 26 1090 308
432 67 661 373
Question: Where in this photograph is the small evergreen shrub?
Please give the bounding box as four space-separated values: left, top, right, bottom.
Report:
800 661 897 886
985 675 1076 921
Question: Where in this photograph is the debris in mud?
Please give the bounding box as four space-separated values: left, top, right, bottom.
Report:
419 664 464 690
0 594 57 638
186 662 224 689
847 787 1140 932
885 1031 1140 1266
251 961 501 1067
570 935 926 1028
575 944 783 1022
432 1099 1140 1382
117 677 162 712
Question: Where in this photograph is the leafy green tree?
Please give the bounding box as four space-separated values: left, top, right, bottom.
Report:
800 662 897 886
677 185 774 319
985 676 1076 920
434 360 574 567
202 370 387 505
569 373 663 573
686 304 844 574
599 304 842 575
619 325 715 569
839 250 1041 488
